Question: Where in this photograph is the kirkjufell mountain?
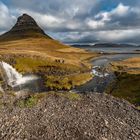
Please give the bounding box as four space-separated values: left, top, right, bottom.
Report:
0 14 51 41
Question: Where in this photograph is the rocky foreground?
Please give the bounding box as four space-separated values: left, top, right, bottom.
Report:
0 93 139 140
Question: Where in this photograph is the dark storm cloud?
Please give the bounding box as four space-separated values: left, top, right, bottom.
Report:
0 0 140 44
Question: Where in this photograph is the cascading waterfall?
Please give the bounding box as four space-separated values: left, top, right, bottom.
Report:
0 61 38 88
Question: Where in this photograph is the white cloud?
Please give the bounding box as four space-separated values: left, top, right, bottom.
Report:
0 2 16 30
16 9 66 30
58 29 140 44
1 0 140 44
96 29 140 42
111 3 130 16
87 20 105 29
86 3 140 30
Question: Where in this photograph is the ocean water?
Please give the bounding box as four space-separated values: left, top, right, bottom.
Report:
76 46 140 53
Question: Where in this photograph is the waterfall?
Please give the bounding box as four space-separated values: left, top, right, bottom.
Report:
0 61 38 88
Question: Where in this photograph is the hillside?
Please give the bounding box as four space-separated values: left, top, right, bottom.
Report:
0 14 97 90
106 57 140 106
0 14 94 63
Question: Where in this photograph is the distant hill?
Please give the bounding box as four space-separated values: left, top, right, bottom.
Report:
72 43 138 48
93 43 137 48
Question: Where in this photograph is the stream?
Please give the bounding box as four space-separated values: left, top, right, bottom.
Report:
75 54 140 93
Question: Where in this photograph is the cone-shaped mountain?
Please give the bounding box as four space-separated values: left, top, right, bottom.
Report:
0 14 51 41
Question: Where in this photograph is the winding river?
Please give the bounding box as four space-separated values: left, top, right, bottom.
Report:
75 53 140 93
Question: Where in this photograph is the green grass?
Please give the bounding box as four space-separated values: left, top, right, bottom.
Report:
14 57 92 90
16 96 38 108
48 91 81 100
59 92 81 100
45 76 72 90
0 56 92 90
14 57 84 73
45 73 92 90
16 91 81 108
68 73 93 86
106 72 140 106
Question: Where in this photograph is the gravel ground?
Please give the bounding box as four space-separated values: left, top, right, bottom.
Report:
0 93 140 140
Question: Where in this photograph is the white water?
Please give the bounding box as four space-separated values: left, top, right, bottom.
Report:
0 61 38 88
92 66 109 77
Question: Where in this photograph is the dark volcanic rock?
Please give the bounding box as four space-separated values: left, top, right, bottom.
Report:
10 14 45 35
0 14 51 40
0 93 140 140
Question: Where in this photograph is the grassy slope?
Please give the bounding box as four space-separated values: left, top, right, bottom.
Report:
0 37 96 65
107 57 140 106
111 57 140 74
0 36 97 90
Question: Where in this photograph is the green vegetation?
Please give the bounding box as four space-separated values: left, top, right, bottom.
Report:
58 92 81 100
16 91 81 108
46 76 72 90
106 72 140 106
16 96 38 108
13 57 92 90
0 55 93 90
48 91 81 100
45 73 92 90
15 57 47 73
14 57 87 73
68 73 93 86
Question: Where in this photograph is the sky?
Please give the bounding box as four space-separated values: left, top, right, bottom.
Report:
0 0 140 44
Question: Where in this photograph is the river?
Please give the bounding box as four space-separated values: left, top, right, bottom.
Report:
74 47 140 93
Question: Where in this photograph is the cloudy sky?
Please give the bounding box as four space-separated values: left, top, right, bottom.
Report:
0 0 140 44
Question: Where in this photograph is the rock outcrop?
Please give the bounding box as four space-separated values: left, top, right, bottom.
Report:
10 14 45 35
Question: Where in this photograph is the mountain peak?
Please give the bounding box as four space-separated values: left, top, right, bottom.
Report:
0 14 51 41
11 13 46 35
16 14 37 26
